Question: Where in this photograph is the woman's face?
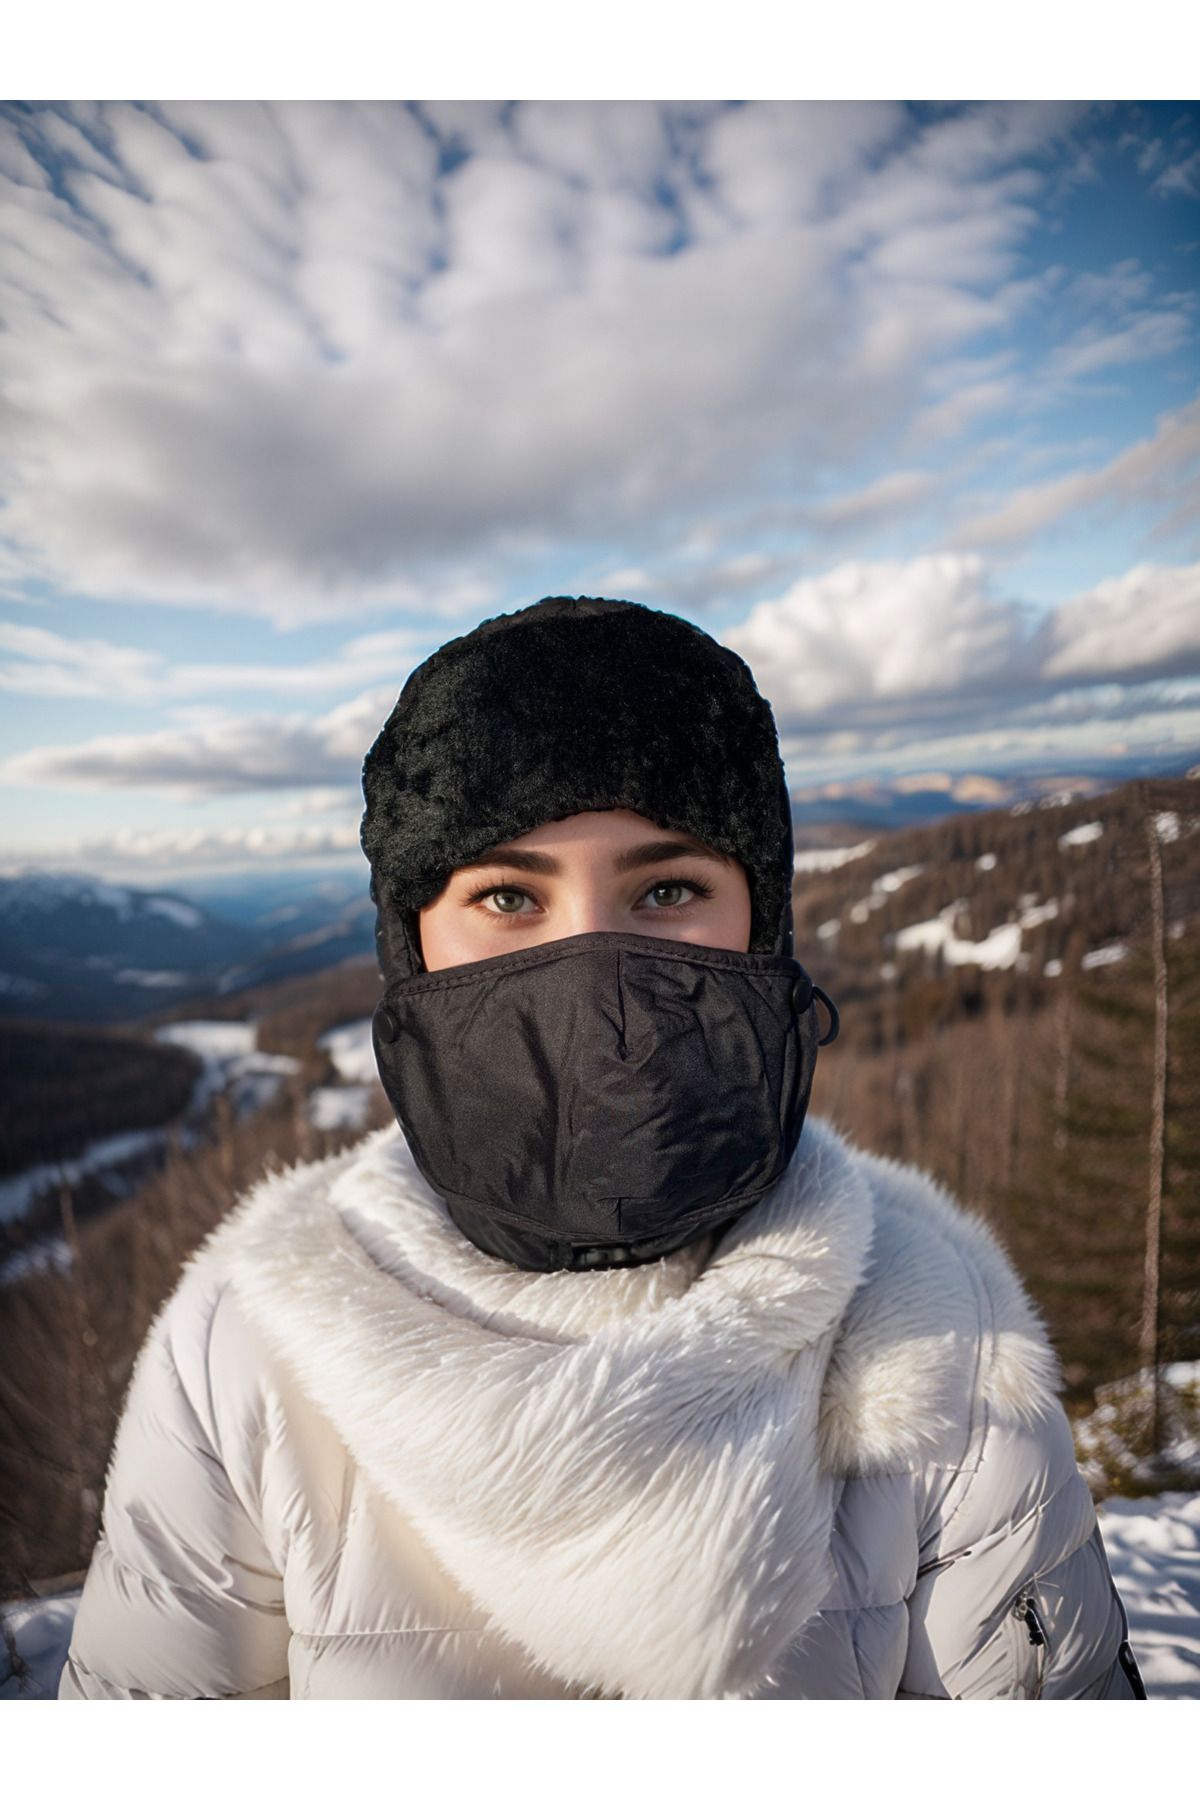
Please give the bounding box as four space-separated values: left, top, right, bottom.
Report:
419 808 752 972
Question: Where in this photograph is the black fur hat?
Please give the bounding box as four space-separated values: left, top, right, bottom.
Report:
360 595 795 977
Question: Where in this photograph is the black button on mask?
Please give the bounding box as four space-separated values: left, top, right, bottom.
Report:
372 929 839 1272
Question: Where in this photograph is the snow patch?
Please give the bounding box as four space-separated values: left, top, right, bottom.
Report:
0 1239 73 1287
894 901 1025 971
145 895 203 930
150 1020 299 1120
846 862 927 926
80 880 135 919
1 1592 81 1699
154 1020 258 1061
976 852 997 871
1081 942 1128 970
1059 820 1104 849
0 1125 170 1226
114 968 190 987
1018 897 1059 930
0 1018 300 1236
317 1018 377 1085
1098 1492 1200 1700
874 863 925 895
793 840 876 873
309 1085 372 1133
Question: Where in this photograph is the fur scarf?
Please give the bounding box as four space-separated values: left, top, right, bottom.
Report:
212 1113 1061 1700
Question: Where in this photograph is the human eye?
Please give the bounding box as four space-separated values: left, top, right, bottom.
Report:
637 877 715 913
461 881 540 919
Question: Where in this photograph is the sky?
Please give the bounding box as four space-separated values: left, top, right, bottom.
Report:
0 98 1197 886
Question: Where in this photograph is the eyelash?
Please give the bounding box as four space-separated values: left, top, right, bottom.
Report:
462 876 716 918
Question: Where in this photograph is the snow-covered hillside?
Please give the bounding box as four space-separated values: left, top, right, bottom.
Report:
0 1016 302 1283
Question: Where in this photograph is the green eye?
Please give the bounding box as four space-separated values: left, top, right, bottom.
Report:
491 890 526 913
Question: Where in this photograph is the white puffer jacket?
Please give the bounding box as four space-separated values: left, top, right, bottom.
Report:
60 1114 1143 1700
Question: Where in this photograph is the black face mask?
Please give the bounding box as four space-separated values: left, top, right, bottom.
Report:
372 930 839 1273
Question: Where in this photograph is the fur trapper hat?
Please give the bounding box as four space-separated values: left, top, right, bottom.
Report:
360 595 794 977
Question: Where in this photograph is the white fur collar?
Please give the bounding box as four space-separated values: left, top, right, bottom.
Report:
217 1114 1060 1699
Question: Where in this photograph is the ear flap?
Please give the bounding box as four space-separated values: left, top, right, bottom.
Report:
774 768 796 959
370 873 425 981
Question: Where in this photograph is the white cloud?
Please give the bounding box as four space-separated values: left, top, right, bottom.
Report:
0 817 364 879
0 619 431 703
1041 564 1200 680
9 550 1190 805
0 686 397 797
0 99 1152 623
724 551 1200 738
950 394 1200 550
1048 309 1194 381
724 553 1031 720
1155 149 1200 198
804 471 939 533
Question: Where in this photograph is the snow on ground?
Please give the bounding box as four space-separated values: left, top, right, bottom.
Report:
847 863 927 925
0 1125 173 1226
309 1084 372 1133
1059 820 1104 849
793 840 876 873
4 1490 1197 1698
151 1019 301 1120
0 1017 302 1280
1098 1493 1200 1699
894 899 1026 971
1074 1364 1200 1495
113 967 190 987
72 878 137 920
307 1018 377 1133
153 1017 257 1065
976 852 997 871
317 1018 376 1084
1081 942 1128 970
1017 896 1058 930
0 1239 72 1286
1 1594 79 1700
144 896 203 929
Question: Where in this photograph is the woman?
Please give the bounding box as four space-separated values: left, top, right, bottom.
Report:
60 595 1145 1699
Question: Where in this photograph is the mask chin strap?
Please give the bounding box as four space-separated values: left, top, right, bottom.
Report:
812 984 840 1046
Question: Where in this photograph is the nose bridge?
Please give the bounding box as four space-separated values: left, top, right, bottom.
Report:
561 890 624 937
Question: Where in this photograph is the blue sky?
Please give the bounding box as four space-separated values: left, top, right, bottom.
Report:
0 99 1197 884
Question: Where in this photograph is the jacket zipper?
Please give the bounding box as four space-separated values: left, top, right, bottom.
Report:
1011 1589 1047 1699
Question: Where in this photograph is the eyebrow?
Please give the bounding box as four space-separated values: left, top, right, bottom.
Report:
455 835 731 878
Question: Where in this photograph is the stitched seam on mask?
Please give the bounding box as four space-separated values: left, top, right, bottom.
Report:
384 932 802 996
